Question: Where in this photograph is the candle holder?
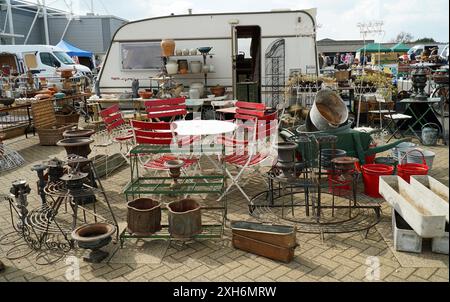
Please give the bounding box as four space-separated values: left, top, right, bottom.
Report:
164 160 184 192
9 180 31 230
31 164 48 204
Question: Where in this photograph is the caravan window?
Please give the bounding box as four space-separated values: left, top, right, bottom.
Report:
121 42 161 70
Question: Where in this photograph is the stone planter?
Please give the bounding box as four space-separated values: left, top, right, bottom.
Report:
168 199 202 239
71 223 116 263
392 209 422 253
379 176 446 238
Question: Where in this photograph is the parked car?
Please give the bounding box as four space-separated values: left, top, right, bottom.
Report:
0 45 92 79
407 44 438 60
440 44 449 64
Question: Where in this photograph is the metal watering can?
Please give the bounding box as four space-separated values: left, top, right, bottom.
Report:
421 123 440 146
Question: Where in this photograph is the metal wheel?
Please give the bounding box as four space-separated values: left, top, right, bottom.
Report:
431 86 449 117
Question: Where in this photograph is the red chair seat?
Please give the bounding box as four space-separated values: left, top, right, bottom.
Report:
143 155 198 170
223 153 267 167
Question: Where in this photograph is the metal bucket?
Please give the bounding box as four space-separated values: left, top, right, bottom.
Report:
421 123 440 146
391 142 417 159
310 89 349 131
405 148 436 170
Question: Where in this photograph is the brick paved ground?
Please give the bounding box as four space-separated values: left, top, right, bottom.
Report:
0 132 448 282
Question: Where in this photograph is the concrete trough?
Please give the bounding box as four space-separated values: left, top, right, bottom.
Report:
410 176 449 223
432 223 449 255
379 176 446 238
392 209 423 253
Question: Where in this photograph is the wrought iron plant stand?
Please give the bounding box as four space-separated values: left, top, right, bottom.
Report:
249 134 381 240
1 155 119 265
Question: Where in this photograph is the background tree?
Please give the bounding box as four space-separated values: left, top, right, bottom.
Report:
414 37 437 44
391 32 414 43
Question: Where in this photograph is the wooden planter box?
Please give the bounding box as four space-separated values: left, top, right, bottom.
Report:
231 221 298 263
379 176 446 238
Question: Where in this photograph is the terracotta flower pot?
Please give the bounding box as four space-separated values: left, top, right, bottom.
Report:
161 39 176 57
127 198 162 236
168 199 202 239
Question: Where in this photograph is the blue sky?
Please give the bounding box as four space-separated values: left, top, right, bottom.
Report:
38 0 449 42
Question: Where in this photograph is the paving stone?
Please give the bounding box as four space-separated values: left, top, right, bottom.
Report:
434 268 449 279
413 268 438 280
1 135 448 282
390 267 417 280
123 266 154 280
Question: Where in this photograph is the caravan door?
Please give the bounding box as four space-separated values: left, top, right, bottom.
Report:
232 26 262 102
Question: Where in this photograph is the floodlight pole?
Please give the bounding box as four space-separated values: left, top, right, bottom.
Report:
5 0 16 44
41 0 50 45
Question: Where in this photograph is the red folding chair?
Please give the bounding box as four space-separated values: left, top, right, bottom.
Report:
95 104 134 160
219 101 278 202
130 120 198 174
144 97 187 122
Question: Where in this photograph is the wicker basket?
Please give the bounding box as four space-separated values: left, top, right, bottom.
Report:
31 100 78 146
55 112 80 124
36 124 76 146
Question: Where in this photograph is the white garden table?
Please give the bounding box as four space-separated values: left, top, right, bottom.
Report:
173 120 237 172
173 120 237 136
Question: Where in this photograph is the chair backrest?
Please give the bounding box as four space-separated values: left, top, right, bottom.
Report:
99 104 127 132
130 120 173 145
235 101 266 121
144 97 187 121
234 101 278 141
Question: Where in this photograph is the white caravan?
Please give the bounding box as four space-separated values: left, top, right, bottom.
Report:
0 45 93 79
98 9 319 106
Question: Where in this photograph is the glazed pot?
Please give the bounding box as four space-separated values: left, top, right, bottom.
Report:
168 199 202 239
190 61 202 74
127 198 162 236
139 90 153 99
161 39 176 57
178 60 189 74
210 85 225 97
190 82 204 96
189 88 200 99
310 89 348 130
166 60 178 75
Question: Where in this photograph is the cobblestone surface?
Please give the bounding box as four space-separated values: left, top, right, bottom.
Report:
0 132 448 282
